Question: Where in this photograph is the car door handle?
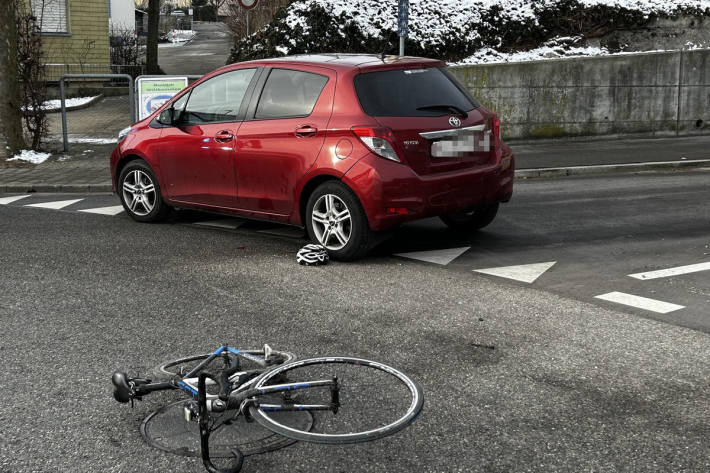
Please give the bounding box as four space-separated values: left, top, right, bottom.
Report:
295 126 318 137
215 131 234 142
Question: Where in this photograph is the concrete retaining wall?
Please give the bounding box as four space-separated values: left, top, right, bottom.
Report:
450 49 710 140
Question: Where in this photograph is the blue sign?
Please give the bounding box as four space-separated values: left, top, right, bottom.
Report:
398 0 409 37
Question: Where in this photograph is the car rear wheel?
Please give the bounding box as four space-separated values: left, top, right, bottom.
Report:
440 203 499 231
305 181 371 261
119 160 170 222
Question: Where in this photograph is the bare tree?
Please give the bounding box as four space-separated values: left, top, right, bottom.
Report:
146 0 161 74
226 0 289 40
16 6 48 150
0 0 26 154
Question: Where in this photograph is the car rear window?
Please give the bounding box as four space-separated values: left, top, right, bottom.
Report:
354 67 480 117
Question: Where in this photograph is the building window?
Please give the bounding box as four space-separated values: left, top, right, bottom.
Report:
31 0 69 34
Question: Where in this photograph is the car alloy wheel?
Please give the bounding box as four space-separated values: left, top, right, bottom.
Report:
122 169 156 217
310 194 352 250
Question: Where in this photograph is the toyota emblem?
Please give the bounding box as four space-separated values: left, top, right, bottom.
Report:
449 116 461 127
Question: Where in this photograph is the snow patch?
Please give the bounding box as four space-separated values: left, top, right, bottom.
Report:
7 150 51 164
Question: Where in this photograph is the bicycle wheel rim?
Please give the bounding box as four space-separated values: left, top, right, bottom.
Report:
155 349 296 380
249 357 424 444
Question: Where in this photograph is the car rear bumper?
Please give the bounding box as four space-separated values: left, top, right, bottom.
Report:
342 148 514 231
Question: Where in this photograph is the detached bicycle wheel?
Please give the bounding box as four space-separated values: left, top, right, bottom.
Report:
248 357 423 444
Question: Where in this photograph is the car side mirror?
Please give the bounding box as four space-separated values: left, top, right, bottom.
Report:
158 106 183 126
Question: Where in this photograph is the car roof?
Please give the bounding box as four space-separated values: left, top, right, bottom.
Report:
227 54 443 72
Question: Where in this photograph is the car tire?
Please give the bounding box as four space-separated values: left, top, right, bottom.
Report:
439 203 499 231
305 181 372 261
118 160 170 222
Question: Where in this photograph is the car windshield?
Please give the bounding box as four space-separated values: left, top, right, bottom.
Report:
354 67 480 117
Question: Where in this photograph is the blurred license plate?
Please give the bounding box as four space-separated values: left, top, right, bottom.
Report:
431 132 478 158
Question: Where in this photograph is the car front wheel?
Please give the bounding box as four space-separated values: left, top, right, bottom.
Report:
118 160 170 222
439 203 499 231
305 181 371 261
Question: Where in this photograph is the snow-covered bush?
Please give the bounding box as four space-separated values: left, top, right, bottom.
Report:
227 0 710 64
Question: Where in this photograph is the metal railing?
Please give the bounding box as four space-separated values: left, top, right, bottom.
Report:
59 74 134 152
47 64 146 82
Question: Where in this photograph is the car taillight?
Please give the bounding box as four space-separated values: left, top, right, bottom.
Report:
351 126 401 162
492 116 500 139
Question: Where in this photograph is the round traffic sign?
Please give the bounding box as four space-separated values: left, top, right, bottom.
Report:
237 0 259 9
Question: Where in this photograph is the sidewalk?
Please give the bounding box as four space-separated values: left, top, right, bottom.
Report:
2 135 710 193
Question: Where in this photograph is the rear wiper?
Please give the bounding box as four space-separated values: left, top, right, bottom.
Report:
416 104 468 119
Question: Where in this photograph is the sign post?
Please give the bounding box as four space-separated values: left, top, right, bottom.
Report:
237 0 259 36
136 77 188 121
398 0 409 56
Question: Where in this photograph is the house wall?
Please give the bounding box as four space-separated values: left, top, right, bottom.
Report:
449 50 710 140
109 0 135 32
36 0 110 80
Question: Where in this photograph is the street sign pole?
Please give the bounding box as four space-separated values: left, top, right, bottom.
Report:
398 0 409 56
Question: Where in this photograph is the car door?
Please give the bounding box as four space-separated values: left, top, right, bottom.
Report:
235 66 335 215
158 67 258 208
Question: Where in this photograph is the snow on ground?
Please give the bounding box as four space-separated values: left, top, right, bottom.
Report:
456 36 709 64
43 96 98 111
7 150 51 164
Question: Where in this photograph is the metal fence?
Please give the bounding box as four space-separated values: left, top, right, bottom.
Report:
56 74 201 152
46 64 146 82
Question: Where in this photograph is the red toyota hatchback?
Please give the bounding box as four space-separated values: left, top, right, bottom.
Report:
111 54 514 260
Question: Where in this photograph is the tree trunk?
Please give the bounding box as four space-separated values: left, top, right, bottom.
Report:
146 0 161 74
0 0 26 154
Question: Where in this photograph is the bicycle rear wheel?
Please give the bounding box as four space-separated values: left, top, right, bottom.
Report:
248 357 423 444
154 348 295 381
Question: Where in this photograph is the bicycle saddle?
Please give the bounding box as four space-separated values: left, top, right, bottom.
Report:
112 371 131 403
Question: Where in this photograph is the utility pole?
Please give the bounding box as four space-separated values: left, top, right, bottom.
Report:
398 0 409 56
0 0 26 154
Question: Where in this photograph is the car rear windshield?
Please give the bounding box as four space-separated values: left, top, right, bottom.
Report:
354 67 480 117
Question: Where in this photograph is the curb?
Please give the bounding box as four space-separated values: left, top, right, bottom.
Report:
0 184 113 193
515 159 710 178
2 160 709 194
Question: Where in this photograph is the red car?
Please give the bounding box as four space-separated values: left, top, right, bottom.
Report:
111 54 514 260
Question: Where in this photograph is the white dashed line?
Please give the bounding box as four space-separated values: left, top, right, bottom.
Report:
394 247 470 265
0 195 31 205
629 262 710 280
25 199 83 209
474 261 556 283
595 291 685 314
78 205 125 216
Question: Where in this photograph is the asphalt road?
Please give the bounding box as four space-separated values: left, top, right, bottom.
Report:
1 171 709 473
159 22 234 76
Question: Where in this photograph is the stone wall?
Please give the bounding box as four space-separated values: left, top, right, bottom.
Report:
450 49 710 140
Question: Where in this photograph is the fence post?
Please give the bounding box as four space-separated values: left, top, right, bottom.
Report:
676 49 684 137
60 77 69 152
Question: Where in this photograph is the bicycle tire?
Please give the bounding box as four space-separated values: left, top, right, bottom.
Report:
248 356 423 444
153 349 296 381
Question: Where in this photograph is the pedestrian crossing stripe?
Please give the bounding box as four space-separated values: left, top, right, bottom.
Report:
474 261 556 283
0 195 30 205
78 205 125 216
25 199 83 209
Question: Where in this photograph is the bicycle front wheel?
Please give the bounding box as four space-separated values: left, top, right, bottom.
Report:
248 357 423 444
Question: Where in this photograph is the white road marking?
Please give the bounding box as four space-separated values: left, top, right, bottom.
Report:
193 219 245 230
474 261 556 283
78 205 125 216
0 195 31 205
394 247 470 265
629 262 710 280
257 227 306 238
25 199 83 210
595 292 684 314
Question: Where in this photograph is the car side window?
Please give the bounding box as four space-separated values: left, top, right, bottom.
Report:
255 68 328 120
183 68 256 124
